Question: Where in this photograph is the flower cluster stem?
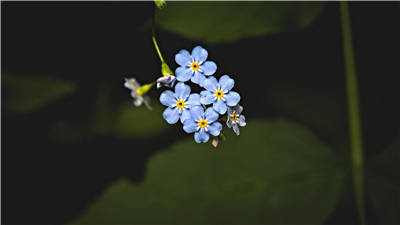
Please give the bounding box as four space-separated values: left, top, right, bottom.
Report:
152 36 165 63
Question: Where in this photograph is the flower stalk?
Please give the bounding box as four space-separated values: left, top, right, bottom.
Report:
340 2 365 225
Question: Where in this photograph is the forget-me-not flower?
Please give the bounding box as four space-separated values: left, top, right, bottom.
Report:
124 78 152 110
160 82 200 124
200 75 240 115
183 106 222 143
227 104 246 135
175 46 217 86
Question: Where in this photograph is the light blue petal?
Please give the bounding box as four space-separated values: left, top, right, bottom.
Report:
190 106 204 122
208 122 222 136
213 99 227 115
234 104 243 114
201 61 217 76
180 109 192 123
174 82 191 100
162 107 180 124
205 107 219 123
194 129 210 143
219 75 234 92
225 91 241 107
200 90 215 105
175 49 192 66
175 66 193 82
233 124 240 136
183 119 197 133
159 90 176 107
202 76 219 92
238 115 246 127
191 46 208 63
191 71 206 86
186 93 201 107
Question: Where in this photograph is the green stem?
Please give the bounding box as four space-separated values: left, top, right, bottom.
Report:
340 2 365 225
152 36 165 63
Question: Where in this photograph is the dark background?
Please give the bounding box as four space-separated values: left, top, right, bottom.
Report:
2 1 399 225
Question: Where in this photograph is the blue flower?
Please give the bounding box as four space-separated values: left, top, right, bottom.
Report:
183 106 222 143
227 104 246 135
160 82 200 124
175 46 217 86
200 75 241 115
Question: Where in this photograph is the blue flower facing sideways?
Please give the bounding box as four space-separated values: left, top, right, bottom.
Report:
183 106 222 143
200 75 241 115
175 46 217 86
160 82 200 124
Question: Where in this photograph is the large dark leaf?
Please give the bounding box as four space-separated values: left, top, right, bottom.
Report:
71 119 347 224
156 2 324 44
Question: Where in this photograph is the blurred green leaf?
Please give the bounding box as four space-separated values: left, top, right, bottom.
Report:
368 138 400 224
3 74 76 114
71 119 347 224
156 2 324 44
112 102 168 138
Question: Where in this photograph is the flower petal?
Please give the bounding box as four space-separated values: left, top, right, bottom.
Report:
162 107 180 124
238 115 246 127
208 122 222 136
174 82 191 100
191 46 208 63
234 104 243 114
180 109 192 123
219 75 235 92
175 49 192 66
227 106 232 115
226 117 232 128
225 91 241 107
190 105 204 122
205 107 219 123
233 124 240 136
124 78 140 91
191 71 206 86
143 96 152 111
200 90 215 105
187 93 201 107
202 76 219 92
201 61 217 76
194 129 210 143
157 75 176 89
213 99 227 115
159 90 176 107
175 66 193 82
133 97 143 106
183 119 197 133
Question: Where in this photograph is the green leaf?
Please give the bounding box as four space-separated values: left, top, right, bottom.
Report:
71 119 347 225
156 2 324 44
368 138 400 224
3 74 77 114
112 102 168 138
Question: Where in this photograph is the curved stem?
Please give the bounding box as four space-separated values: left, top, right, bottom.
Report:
152 36 165 63
340 2 365 225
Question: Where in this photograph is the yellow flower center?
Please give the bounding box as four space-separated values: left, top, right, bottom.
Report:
136 89 143 96
214 90 224 99
231 113 238 122
198 119 208 129
176 99 185 109
190 62 200 71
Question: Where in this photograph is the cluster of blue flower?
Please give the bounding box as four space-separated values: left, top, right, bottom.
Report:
124 45 246 146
